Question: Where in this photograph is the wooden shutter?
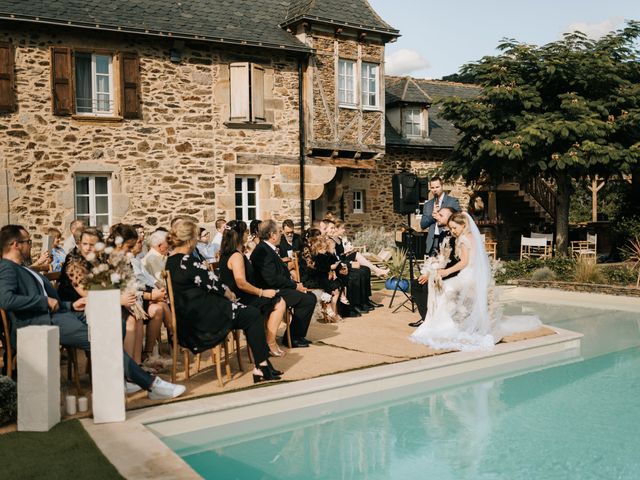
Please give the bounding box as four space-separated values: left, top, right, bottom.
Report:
251 64 265 122
0 42 16 113
229 62 249 121
120 52 141 119
50 47 74 115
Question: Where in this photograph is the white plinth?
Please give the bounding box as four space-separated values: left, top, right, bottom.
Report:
17 325 60 431
87 289 126 423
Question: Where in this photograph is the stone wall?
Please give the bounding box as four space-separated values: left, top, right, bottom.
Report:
0 23 336 247
320 148 473 230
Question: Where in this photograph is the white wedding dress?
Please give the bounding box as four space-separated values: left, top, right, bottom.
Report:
410 213 540 351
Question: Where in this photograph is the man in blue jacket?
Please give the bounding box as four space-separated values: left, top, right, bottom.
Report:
0 224 185 399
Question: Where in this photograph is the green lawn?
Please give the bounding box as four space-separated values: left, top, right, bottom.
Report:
0 419 123 479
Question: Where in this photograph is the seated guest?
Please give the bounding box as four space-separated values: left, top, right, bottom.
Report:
245 219 262 257
130 235 173 363
303 236 343 323
219 220 287 357
250 220 317 348
279 219 303 282
196 227 217 262
46 227 66 272
165 220 281 382
334 219 389 278
211 218 226 259
325 219 382 315
0 224 184 398
58 227 102 303
108 224 148 366
63 219 85 255
132 224 148 260
142 230 169 286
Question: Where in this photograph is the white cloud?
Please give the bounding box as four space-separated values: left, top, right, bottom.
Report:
564 17 624 39
385 48 431 76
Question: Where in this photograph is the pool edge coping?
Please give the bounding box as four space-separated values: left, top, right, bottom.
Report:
81 287 634 479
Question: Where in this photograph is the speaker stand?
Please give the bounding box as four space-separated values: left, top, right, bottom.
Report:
388 214 417 313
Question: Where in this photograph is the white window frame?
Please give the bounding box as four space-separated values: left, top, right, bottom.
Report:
235 176 259 222
75 53 115 116
353 190 364 213
404 107 423 137
338 59 356 107
74 174 112 227
361 62 379 110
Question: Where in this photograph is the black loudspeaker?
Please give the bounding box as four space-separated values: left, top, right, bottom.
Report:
392 172 420 214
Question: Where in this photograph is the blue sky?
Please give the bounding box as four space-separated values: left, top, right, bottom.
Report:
368 0 640 79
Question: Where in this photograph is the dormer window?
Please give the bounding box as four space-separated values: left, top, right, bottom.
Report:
404 107 423 137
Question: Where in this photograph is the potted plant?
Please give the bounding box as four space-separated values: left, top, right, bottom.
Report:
384 247 409 292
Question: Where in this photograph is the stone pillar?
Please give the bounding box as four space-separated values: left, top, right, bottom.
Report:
86 289 126 423
17 326 60 432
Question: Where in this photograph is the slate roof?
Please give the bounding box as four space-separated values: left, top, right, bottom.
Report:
385 76 432 105
283 0 399 37
0 0 312 52
385 77 480 149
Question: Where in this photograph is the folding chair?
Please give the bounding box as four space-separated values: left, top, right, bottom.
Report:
163 270 231 387
520 236 551 260
571 233 597 263
480 234 497 260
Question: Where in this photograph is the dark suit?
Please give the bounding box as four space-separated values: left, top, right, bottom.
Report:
420 193 461 254
279 233 302 258
411 231 459 319
250 241 316 339
0 258 153 388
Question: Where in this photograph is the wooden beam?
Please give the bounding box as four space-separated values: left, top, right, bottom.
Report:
588 177 606 222
306 157 376 170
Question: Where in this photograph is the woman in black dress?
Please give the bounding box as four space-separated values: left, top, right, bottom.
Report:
219 220 287 357
165 220 281 382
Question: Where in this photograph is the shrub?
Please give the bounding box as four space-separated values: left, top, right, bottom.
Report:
495 258 576 284
531 267 557 282
601 264 638 286
0 376 17 426
574 259 605 284
351 227 395 255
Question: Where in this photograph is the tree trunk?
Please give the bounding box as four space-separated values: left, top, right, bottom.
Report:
631 167 640 215
555 171 571 257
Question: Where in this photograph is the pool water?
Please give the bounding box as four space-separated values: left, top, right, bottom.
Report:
161 303 640 480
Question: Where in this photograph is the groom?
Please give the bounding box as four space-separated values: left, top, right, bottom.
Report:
408 206 460 327
420 177 461 255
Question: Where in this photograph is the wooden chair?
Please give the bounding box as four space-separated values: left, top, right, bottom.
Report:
531 232 554 256
1 308 16 378
163 270 232 387
44 270 61 288
1 308 83 393
571 233 597 263
520 236 551 260
480 234 497 260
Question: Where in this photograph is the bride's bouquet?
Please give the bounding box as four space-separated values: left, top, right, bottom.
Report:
420 240 452 292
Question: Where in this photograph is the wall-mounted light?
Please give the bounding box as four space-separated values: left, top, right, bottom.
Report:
170 49 182 63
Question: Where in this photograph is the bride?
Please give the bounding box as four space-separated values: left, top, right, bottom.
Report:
410 212 540 351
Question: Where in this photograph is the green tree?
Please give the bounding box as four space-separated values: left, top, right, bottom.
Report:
440 22 640 255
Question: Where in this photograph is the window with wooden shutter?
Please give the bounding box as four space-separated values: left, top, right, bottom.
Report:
251 64 265 122
51 47 74 115
120 52 141 119
230 62 250 121
0 42 16 113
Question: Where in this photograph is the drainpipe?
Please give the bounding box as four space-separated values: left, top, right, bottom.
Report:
298 57 306 232
3 154 9 225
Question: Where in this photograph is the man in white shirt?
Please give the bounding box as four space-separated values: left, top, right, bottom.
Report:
142 230 169 285
62 219 85 254
210 218 226 260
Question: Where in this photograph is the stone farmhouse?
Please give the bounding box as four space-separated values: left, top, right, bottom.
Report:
0 0 551 253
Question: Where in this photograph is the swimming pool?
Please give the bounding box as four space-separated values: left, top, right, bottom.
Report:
158 302 640 479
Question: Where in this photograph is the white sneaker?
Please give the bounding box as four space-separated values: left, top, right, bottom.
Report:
125 381 142 395
148 376 186 400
